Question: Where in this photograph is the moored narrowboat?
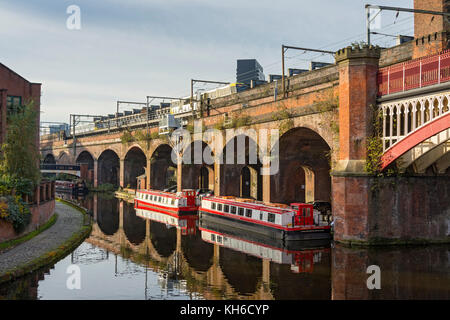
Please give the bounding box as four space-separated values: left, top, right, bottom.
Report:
134 189 199 215
199 196 332 241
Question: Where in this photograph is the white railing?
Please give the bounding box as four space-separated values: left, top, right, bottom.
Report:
380 91 450 151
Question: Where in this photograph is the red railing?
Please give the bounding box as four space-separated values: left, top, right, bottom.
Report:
378 50 450 96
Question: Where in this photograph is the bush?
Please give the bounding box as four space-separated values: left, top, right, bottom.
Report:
0 195 31 233
120 131 135 144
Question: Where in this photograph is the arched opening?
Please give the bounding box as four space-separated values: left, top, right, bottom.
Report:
181 140 214 191
43 154 56 164
58 152 70 164
220 134 262 200
98 149 120 187
150 144 176 190
238 165 260 199
199 166 213 190
76 151 95 183
271 127 330 205
124 146 146 189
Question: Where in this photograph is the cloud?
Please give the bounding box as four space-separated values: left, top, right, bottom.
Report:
1 0 413 123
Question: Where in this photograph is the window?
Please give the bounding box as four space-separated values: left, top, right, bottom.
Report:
158 196 162 202
211 234 216 241
259 213 263 220
238 207 244 216
171 199 175 205
224 205 229 213
217 203 223 211
217 235 222 243
268 213 276 223
6 96 22 114
230 206 237 214
245 209 252 218
211 202 216 210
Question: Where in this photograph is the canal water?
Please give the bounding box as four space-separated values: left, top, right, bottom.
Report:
0 193 449 300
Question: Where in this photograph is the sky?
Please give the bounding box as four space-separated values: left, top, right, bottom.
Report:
0 0 413 124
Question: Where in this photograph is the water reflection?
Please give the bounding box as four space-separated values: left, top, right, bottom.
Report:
0 193 448 300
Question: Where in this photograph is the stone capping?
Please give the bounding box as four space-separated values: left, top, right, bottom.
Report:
335 45 381 63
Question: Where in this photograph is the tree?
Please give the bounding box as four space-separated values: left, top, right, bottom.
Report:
0 101 41 187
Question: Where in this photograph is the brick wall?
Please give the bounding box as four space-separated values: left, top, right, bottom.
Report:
0 63 41 149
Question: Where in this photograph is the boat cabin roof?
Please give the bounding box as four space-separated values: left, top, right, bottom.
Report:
203 196 295 215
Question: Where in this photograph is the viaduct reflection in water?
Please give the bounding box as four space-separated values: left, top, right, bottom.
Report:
0 194 448 300
86 195 332 300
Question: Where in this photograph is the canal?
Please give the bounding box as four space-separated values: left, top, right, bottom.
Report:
1 193 449 300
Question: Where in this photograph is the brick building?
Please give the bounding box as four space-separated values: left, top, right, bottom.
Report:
0 63 41 146
0 63 55 243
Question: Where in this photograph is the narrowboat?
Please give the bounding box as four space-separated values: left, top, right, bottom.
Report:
199 219 330 273
199 196 332 241
134 189 199 215
135 208 198 236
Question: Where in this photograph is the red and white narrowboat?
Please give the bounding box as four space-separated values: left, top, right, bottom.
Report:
135 208 198 236
199 196 332 241
134 189 199 215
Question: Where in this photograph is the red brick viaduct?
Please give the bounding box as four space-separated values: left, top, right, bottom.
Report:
41 0 450 245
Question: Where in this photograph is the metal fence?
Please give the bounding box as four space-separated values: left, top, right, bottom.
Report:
378 50 450 96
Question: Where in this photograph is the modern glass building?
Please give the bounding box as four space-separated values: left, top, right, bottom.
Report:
236 59 265 86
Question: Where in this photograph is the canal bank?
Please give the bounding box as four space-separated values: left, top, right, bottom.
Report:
0 200 91 284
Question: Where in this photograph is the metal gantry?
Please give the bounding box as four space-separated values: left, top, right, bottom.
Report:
365 4 450 46
281 45 335 98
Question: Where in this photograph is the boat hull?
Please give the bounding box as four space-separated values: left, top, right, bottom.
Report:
135 199 198 216
200 210 331 241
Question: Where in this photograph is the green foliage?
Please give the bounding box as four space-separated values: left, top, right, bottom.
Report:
226 112 252 129
92 183 116 192
0 176 34 197
0 195 31 233
214 120 225 131
120 130 135 144
134 130 152 142
0 101 41 186
272 105 294 135
365 105 384 176
150 131 160 139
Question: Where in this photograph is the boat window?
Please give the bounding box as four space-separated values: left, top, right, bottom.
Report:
217 203 223 211
211 234 216 242
268 213 276 223
171 199 175 205
224 205 229 213
211 202 216 210
158 196 162 202
238 207 244 216
217 235 222 243
230 206 237 214
259 213 263 220
245 209 252 218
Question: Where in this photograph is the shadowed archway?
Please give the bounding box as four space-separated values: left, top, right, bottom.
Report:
98 150 120 186
271 127 331 204
124 146 146 189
